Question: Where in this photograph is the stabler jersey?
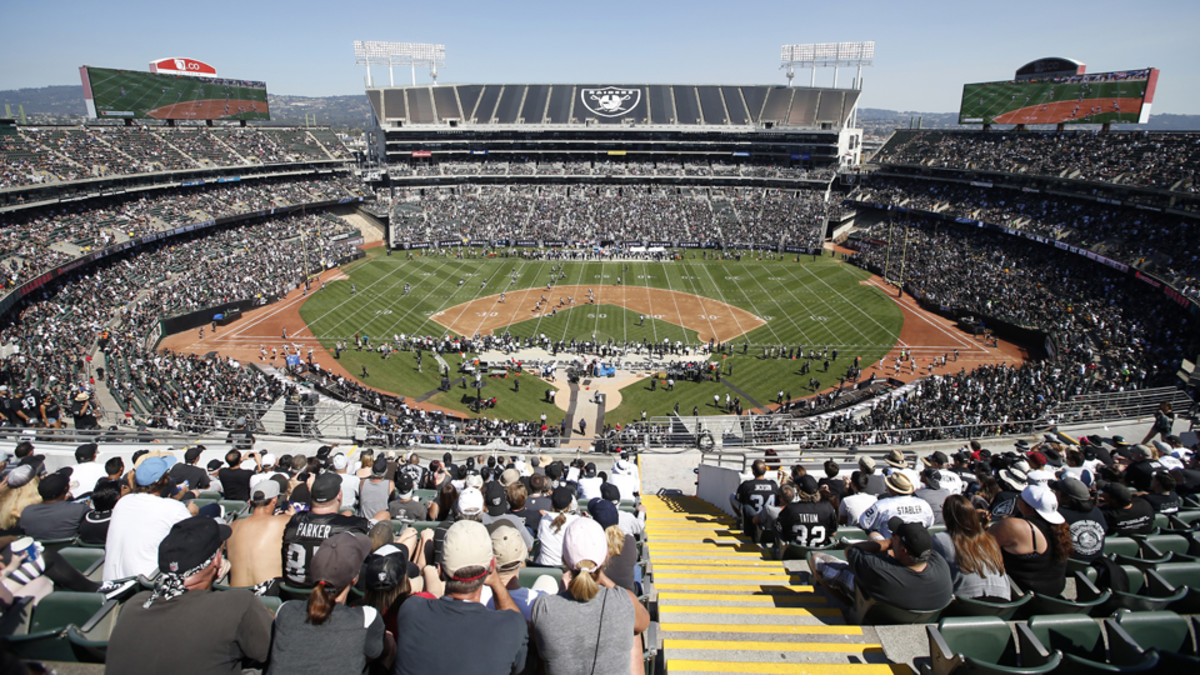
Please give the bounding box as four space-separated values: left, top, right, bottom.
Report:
858 495 934 537
281 511 370 586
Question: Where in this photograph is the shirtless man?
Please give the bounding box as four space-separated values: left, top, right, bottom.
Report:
226 479 292 588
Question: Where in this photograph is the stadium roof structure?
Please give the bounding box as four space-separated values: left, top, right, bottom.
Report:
367 83 860 131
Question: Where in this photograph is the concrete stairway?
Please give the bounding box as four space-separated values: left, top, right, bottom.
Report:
642 495 910 674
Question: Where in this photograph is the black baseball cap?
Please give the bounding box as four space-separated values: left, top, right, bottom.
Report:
311 472 342 503
483 481 507 516
887 517 933 557
74 443 98 462
551 485 575 510
797 475 819 495
600 482 621 502
38 472 71 500
395 474 414 496
159 516 231 574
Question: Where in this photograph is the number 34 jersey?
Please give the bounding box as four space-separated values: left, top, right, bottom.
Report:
777 500 839 547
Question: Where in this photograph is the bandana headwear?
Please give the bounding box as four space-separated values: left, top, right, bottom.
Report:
143 551 218 608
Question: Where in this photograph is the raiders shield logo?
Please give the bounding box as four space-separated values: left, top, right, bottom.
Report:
580 86 641 118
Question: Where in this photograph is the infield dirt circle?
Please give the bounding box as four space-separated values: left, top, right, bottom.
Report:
429 284 764 343
993 97 1141 125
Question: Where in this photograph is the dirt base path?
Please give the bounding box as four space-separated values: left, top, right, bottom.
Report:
432 284 763 343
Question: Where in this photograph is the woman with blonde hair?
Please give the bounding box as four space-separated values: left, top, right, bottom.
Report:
589 498 637 592
531 518 649 675
932 494 1010 600
0 465 42 532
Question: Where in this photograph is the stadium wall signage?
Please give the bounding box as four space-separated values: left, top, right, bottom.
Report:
580 86 642 117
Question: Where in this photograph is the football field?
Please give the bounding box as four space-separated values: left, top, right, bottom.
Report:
297 249 902 423
85 66 269 120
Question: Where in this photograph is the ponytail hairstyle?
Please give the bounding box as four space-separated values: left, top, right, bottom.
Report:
567 559 601 602
306 580 341 626
551 498 575 534
605 524 625 558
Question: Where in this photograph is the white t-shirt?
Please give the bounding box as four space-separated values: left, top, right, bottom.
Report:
934 471 965 495
839 493 877 526
102 493 191 581
338 472 360 511
858 495 934 537
69 461 108 495
535 512 579 567
617 509 644 540
483 585 546 623
577 477 604 502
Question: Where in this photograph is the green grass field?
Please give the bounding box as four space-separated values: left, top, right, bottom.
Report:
298 248 902 424
958 77 1149 125
85 66 269 120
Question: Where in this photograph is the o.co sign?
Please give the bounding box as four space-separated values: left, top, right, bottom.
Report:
149 57 218 78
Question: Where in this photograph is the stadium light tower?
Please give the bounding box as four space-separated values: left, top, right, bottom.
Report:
780 41 874 89
353 40 446 87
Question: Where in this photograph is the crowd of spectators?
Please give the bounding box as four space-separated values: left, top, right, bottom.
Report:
387 185 829 249
0 441 648 674
874 129 1200 193
0 208 359 429
0 125 350 189
0 176 366 292
388 158 833 182
850 177 1200 299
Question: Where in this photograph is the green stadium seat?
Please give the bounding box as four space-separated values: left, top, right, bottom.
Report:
7 592 118 662
1076 567 1187 614
1138 533 1193 558
946 583 1030 620
218 500 248 518
36 536 77 555
194 491 222 500
1100 536 1140 558
518 566 563 590
1025 614 1158 673
1111 610 1200 666
413 489 437 501
1169 511 1200 531
1018 589 1111 618
928 616 1060 675
57 546 105 582
257 595 283 615
279 582 314 602
852 582 951 625
1145 562 1200 613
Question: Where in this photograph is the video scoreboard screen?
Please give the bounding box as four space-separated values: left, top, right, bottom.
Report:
80 66 270 121
959 68 1158 126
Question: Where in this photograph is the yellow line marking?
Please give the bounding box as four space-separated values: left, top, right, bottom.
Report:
653 565 789 573
659 592 827 604
665 639 882 653
662 623 861 635
647 545 763 552
652 573 799 582
656 584 816 593
657 605 843 616
664 660 910 674
650 558 784 565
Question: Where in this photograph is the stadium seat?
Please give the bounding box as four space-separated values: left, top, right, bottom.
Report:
57 546 105 582
518 566 563 590
1025 614 1158 673
928 616 1060 675
257 595 283 615
1076 567 1187 613
1101 536 1140 559
642 620 660 675
36 536 76 555
1018 589 1111 618
194 491 222 500
1136 533 1191 557
1145 562 1200 613
279 582 314 602
946 582 1030 620
218 500 248 518
777 539 840 561
408 520 440 534
6 592 118 662
1111 610 1200 666
852 583 950 625
413 489 437 501
1169 511 1200 531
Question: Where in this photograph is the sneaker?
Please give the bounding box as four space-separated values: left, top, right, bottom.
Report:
97 578 138 601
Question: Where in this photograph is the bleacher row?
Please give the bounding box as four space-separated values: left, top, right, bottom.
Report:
389 159 834 182
3 488 664 673
0 125 350 191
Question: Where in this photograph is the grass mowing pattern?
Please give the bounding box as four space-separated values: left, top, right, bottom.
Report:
299 249 901 424
85 66 269 120
959 76 1150 125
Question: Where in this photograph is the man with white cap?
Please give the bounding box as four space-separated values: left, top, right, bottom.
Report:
857 473 933 539
330 452 359 512
394 520 527 675
103 455 193 582
608 456 640 502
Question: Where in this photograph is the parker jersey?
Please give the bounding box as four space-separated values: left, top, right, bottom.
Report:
858 495 934 537
281 512 370 586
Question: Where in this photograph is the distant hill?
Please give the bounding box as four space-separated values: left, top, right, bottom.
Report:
0 85 371 130
1 86 1196 134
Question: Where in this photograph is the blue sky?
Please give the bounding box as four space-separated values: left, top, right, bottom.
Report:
3 0 1197 114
